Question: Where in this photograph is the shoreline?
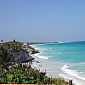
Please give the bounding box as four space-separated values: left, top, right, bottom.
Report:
30 44 85 85
31 53 65 78
32 53 81 85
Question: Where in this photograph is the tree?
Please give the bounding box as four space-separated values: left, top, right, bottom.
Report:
0 46 10 71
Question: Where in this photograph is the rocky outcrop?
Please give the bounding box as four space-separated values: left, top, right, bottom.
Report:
31 49 40 54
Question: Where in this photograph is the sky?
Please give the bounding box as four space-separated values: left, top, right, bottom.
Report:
0 0 85 42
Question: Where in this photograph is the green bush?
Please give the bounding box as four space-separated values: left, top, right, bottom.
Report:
0 65 69 84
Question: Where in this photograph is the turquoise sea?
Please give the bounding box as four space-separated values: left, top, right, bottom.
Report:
31 41 85 85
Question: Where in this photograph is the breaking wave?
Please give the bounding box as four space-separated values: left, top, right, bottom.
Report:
34 53 48 59
61 64 85 80
59 64 85 85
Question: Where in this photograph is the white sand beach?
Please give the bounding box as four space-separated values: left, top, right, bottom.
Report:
31 53 85 85
31 53 63 78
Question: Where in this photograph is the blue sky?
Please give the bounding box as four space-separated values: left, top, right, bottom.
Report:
0 0 85 42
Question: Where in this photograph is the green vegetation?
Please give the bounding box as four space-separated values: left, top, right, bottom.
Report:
0 41 23 70
0 41 70 84
0 64 69 84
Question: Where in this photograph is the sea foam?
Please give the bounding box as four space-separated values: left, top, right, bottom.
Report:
34 53 48 59
37 55 48 59
61 64 85 81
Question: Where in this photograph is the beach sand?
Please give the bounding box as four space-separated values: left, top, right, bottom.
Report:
31 54 64 78
31 54 85 85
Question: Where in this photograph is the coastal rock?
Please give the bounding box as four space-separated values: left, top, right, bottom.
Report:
31 49 40 54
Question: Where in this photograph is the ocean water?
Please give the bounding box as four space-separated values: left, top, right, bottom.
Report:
31 41 85 85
